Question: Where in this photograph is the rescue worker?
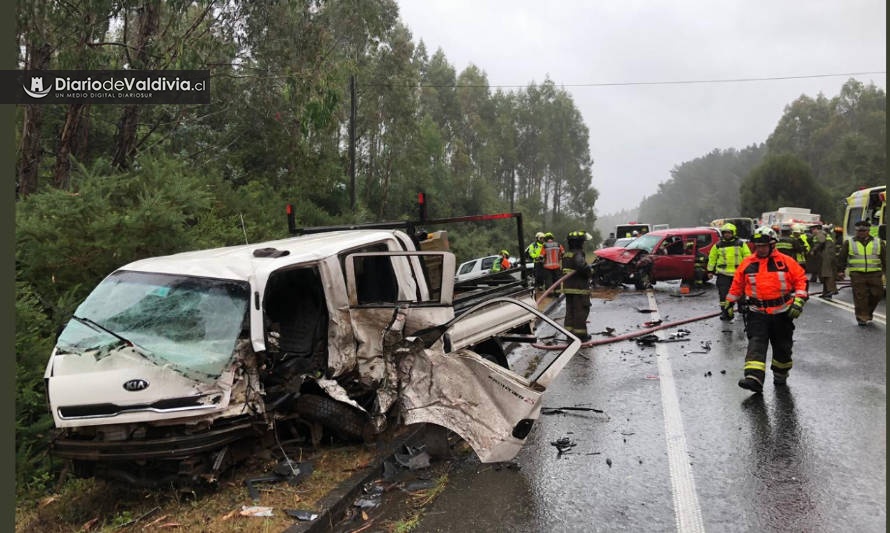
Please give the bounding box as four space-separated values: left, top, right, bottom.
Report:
775 225 806 262
806 224 826 283
542 232 564 290
792 224 810 272
526 232 546 290
707 223 751 320
602 232 617 248
813 225 837 299
687 241 709 287
724 226 808 393
560 231 593 341
490 249 512 273
837 219 886 326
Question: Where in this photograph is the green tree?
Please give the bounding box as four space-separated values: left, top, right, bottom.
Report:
739 154 833 218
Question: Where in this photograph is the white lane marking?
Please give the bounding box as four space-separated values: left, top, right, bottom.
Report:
812 296 886 323
648 290 706 533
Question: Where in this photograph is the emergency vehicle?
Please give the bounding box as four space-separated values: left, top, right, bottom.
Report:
759 207 822 230
842 185 886 241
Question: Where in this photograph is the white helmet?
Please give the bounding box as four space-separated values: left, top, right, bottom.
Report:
752 226 778 244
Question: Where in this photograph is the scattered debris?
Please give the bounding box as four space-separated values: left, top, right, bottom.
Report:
668 328 691 339
594 326 617 336
643 319 663 327
285 509 319 521
244 460 314 501
240 506 274 517
704 371 712 377
353 496 381 509
635 308 657 313
606 458 612 468
685 340 713 355
550 436 577 455
635 334 688 346
542 406 605 415
394 445 431 470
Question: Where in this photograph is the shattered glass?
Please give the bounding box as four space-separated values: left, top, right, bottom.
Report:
56 270 249 380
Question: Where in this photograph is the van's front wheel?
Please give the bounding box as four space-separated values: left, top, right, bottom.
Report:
295 394 369 442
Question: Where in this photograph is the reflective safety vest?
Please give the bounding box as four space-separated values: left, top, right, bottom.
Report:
848 238 883 273
543 241 562 270
527 241 544 262
794 235 808 264
707 238 750 277
726 251 808 314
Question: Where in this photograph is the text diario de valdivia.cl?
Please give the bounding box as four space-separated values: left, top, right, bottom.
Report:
53 77 205 92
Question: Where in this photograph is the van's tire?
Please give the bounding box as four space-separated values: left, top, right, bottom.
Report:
295 394 368 442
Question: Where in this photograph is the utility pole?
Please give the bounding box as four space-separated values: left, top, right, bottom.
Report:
349 75 356 211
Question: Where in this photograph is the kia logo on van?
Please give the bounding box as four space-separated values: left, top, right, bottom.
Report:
123 379 149 392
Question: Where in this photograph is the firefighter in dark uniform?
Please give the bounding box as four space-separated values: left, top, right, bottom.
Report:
686 241 709 287
560 231 593 341
776 225 806 261
724 226 809 393
837 219 886 326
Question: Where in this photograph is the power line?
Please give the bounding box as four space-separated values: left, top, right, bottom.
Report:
364 71 886 89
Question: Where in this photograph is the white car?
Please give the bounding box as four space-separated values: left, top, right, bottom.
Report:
455 255 502 282
454 255 530 283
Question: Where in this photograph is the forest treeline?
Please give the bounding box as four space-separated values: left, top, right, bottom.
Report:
14 0 885 499
628 78 885 231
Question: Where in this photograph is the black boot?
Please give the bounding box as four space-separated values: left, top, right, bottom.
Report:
738 375 763 393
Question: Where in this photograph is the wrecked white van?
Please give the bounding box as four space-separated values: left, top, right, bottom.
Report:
45 228 580 486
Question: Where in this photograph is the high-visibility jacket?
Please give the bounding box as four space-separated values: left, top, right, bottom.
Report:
726 249 808 314
775 236 803 259
527 241 544 263
543 241 563 270
707 238 751 277
491 257 511 272
846 238 884 273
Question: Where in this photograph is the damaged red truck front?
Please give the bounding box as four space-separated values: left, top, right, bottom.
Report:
44 215 580 487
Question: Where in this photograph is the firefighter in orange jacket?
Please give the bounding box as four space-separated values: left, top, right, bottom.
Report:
541 232 564 289
723 226 809 393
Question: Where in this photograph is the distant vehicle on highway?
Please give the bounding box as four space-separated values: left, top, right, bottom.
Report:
454 255 530 283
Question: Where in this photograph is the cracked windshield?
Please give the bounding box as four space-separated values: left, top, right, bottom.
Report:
56 271 250 380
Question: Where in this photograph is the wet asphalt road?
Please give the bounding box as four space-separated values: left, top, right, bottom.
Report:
413 281 886 533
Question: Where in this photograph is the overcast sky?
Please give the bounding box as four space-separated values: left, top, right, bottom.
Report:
395 0 886 214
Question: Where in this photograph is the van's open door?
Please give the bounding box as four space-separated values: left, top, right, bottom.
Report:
398 298 580 463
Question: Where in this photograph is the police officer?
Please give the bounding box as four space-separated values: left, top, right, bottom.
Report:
560 231 593 341
602 232 617 248
707 223 751 320
725 227 808 393
837 219 886 326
